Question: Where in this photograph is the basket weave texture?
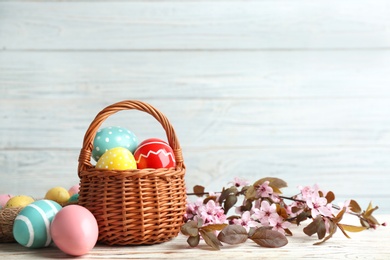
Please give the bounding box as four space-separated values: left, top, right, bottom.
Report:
78 100 187 245
0 208 22 243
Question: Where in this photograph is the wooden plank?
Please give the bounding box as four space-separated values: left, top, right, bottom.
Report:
1 149 389 213
1 98 390 149
1 225 390 259
2 51 390 99
1 1 390 50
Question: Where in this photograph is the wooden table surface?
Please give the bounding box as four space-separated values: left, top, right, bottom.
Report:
1 215 389 259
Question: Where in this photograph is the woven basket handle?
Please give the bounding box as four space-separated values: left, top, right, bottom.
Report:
78 100 184 176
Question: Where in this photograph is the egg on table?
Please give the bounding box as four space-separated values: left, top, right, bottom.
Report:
96 147 137 170
5 195 35 208
92 126 138 162
0 194 13 209
44 187 70 205
134 138 176 169
13 199 62 248
68 184 79 196
50 205 98 256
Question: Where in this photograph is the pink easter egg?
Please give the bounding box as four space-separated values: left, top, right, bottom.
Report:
134 138 176 169
51 205 98 256
0 194 13 208
68 184 80 196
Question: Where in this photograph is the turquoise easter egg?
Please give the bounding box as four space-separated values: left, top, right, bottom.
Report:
13 199 62 248
92 126 138 162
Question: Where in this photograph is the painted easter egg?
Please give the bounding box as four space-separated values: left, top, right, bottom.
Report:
68 184 80 196
44 187 70 205
5 195 34 208
96 147 137 170
92 126 138 162
13 199 62 248
51 205 98 256
0 194 13 208
68 193 79 204
134 138 176 169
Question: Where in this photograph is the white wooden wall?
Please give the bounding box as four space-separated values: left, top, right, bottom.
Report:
1 1 390 212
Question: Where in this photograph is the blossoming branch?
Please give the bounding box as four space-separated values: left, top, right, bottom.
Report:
181 177 386 250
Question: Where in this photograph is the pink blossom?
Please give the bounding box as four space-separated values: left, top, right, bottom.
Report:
252 200 279 226
335 200 351 215
233 211 259 232
256 181 273 198
298 184 333 218
229 177 250 188
197 200 227 225
184 198 204 221
269 216 291 234
284 201 303 218
185 199 227 225
306 195 333 218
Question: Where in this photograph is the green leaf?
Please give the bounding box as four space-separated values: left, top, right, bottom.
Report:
199 230 223 250
181 221 199 237
187 234 200 247
217 225 248 245
249 227 288 248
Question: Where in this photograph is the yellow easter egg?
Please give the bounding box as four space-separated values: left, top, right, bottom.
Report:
45 187 70 205
5 195 35 208
96 147 137 170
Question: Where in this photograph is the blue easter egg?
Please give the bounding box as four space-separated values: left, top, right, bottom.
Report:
92 126 138 162
13 199 62 248
68 193 79 203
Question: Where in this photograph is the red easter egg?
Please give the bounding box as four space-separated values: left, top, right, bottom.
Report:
134 138 176 169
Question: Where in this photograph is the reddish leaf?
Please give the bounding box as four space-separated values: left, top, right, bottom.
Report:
249 227 288 248
217 225 248 245
244 185 257 200
338 224 367 232
317 218 326 240
187 234 200 247
314 221 337 245
349 199 362 213
181 221 199 237
303 216 322 237
224 194 238 214
200 223 228 233
325 191 335 204
193 185 205 197
199 230 223 250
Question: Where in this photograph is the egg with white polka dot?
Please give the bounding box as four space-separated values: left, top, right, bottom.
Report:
13 199 62 248
96 147 137 170
92 126 138 162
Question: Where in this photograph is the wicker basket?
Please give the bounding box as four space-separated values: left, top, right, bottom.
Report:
0 207 22 243
77 100 187 245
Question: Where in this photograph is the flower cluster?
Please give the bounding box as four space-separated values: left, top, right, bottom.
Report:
181 177 385 250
